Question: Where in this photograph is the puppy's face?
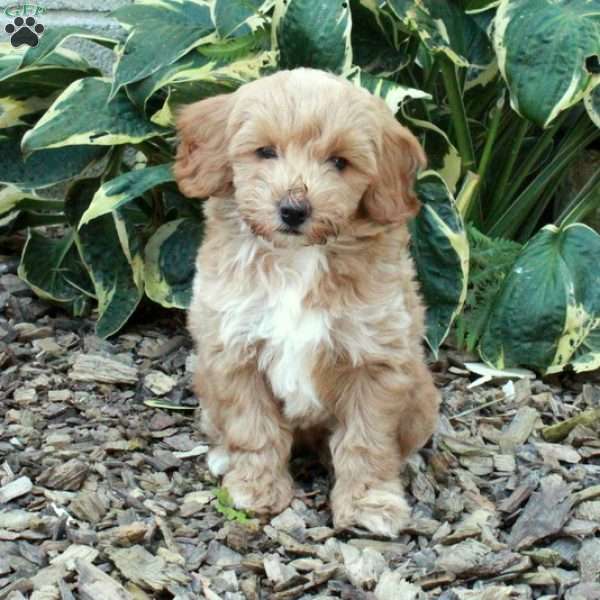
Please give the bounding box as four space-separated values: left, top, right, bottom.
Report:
175 69 425 245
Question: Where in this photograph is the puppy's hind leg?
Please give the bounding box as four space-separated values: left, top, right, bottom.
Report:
396 361 440 460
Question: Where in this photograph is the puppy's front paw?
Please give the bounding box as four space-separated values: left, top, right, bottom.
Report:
207 446 230 477
223 469 293 515
332 479 410 537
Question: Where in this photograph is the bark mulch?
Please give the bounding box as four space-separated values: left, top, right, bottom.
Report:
1 270 600 600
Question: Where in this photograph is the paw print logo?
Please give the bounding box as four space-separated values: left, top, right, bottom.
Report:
5 16 45 48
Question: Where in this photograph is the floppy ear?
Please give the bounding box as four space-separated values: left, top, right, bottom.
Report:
362 102 426 224
174 93 235 199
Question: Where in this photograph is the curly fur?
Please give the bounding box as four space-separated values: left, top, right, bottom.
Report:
175 68 439 537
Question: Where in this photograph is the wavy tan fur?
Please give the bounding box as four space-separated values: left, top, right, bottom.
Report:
175 68 439 537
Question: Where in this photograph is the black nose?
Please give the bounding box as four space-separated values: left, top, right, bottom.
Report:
279 200 311 228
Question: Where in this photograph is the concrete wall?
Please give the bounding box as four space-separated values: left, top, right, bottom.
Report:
1 0 131 72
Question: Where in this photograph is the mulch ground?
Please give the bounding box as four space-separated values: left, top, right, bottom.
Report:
1 264 600 600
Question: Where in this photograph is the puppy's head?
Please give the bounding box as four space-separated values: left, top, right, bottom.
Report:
175 69 425 245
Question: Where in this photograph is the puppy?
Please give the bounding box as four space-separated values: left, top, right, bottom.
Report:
175 68 439 537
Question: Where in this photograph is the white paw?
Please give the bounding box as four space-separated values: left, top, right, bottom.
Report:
207 447 230 476
333 481 410 538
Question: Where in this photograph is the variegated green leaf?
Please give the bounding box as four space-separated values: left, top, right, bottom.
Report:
0 209 20 236
493 0 600 127
18 230 94 317
212 0 271 38
410 171 469 355
79 164 174 227
273 0 352 74
148 49 276 126
0 95 53 128
349 0 408 75
66 178 144 338
126 30 271 111
0 186 62 217
150 81 236 127
0 53 21 81
349 68 430 114
571 327 600 373
19 27 117 69
0 48 99 99
480 224 600 373
387 0 494 68
111 0 216 98
0 185 31 216
0 129 106 190
144 217 204 309
22 78 165 153
0 66 90 99
401 113 462 193
127 47 214 111
584 84 600 129
463 0 501 13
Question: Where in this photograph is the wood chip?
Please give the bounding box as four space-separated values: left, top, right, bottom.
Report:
69 354 138 385
509 474 573 549
75 559 133 600
0 477 32 503
106 545 189 591
499 406 539 452
37 460 89 491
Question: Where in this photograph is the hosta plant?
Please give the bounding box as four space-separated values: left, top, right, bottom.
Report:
1 0 599 374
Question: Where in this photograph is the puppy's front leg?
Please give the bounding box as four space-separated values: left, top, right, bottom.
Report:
330 365 434 537
205 365 294 515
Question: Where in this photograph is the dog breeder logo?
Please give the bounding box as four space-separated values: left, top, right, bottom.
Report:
4 4 45 48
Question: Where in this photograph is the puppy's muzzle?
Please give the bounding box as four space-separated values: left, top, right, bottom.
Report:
279 185 312 230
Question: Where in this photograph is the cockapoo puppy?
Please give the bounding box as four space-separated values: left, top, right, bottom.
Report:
175 68 439 537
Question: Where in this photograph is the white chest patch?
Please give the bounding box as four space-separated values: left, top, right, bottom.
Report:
216 242 331 422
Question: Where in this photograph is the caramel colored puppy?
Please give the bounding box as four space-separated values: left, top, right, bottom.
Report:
175 68 439 537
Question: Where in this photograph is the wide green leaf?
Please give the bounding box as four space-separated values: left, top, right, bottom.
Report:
273 0 352 74
0 95 54 129
410 171 469 355
212 0 271 38
348 68 430 114
126 31 270 111
147 49 276 126
0 185 33 216
0 187 65 235
0 209 21 236
493 0 600 127
463 0 501 12
144 217 204 309
79 164 174 227
111 0 215 98
480 224 600 373
0 185 63 217
0 48 99 99
388 0 494 67
18 230 94 317
349 0 408 76
66 179 144 338
584 84 600 129
19 27 117 69
402 113 462 193
21 78 165 153
0 129 106 190
571 327 600 373
0 52 22 81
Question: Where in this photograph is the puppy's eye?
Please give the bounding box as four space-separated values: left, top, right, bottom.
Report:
330 157 348 171
256 146 277 159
